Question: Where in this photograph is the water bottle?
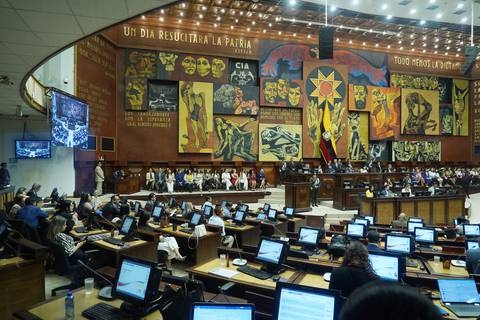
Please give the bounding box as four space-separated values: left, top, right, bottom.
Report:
65 291 74 320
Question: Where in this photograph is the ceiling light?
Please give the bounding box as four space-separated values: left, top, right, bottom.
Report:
430 0 436 3
381 4 388 10
308 22 312 26
375 43 379 47
434 44 438 48
369 29 373 33
447 39 452 43
457 48 461 51
382 31 386 35
230 25 234 30
178 19 182 23
214 23 218 27
362 42 366 46
160 9 164 14
159 17 164 21
216 16 221 21
240 11 243 15
247 12 252 17
411 48 415 52
292 18 296 23
278 31 282 35
423 43 427 47
387 14 393 20
410 41 414 45
398 40 402 44
435 38 439 42
446 46 450 50
423 49 426 53
387 45 391 49
220 8 225 13
456 53 460 57
349 40 352 44
293 33 297 37
353 0 359 4
434 50 438 54
199 14 203 19
457 3 464 8
252 21 256 25
181 2 186 8
420 20 426 25
141 15 145 19
331 6 337 11
275 16 280 22
410 34 414 39
263 29 266 33
445 52 448 56
268 23 272 27
179 11 184 16
259 13 262 18
289 0 296 5
423 36 427 40
397 32 401 37
336 38 339 42
235 19 238 23
410 8 416 14
202 6 207 10
308 34 311 38
355 26 359 30
436 13 442 19
247 27 250 31
461 17 468 23
196 21 200 26
400 46 404 50
460 41 464 45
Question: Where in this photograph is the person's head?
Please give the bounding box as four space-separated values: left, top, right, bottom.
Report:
111 194 120 205
205 196 212 203
97 161 102 167
47 215 67 241
148 193 156 201
1 162 6 169
398 212 407 221
342 241 371 270
369 185 374 191
13 195 26 206
16 187 27 196
24 197 34 206
214 205 224 218
339 282 442 320
31 183 41 192
367 230 380 245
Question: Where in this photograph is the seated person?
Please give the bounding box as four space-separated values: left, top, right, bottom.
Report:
257 168 267 189
238 169 248 191
145 193 156 212
157 235 186 269
8 194 27 219
16 197 48 229
208 206 234 247
230 169 239 190
366 230 383 252
102 195 121 221
47 215 89 264
145 168 155 190
184 170 195 193
365 186 375 198
222 201 234 218
201 196 213 210
77 193 95 220
466 238 480 274
26 183 42 202
221 170 232 191
401 184 413 197
54 199 82 233
456 216 470 235
380 185 394 197
392 212 408 229
329 241 378 297
50 188 60 204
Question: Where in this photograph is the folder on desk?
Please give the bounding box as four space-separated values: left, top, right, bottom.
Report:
209 267 239 279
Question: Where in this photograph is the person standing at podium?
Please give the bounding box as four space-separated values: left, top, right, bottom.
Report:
310 174 320 207
287 158 297 173
94 161 104 196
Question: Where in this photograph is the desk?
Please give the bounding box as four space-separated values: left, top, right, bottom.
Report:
113 177 141 194
425 260 469 278
224 224 261 247
0 185 15 211
294 273 329 289
359 194 465 225
16 288 163 320
69 229 109 240
91 236 156 266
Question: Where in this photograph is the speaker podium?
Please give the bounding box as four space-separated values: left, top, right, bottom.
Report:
284 173 311 213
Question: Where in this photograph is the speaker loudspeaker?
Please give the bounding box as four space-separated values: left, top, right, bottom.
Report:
319 26 334 60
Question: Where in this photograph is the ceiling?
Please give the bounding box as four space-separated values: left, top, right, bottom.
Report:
0 0 176 116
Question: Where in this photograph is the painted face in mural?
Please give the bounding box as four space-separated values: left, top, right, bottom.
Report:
159 52 178 72
126 79 144 109
182 56 196 75
196 57 211 77
287 83 302 107
353 85 367 110
277 79 288 100
263 81 278 104
211 58 226 78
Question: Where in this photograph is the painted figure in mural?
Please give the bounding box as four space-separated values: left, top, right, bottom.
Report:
230 61 256 85
287 82 302 107
371 88 393 134
454 85 468 135
158 52 178 72
261 126 301 160
180 82 207 148
125 51 155 78
307 101 323 158
368 142 386 161
182 56 196 75
331 102 346 144
403 92 437 134
277 79 288 100
233 87 258 115
126 79 145 109
442 112 453 134
353 85 367 110
348 113 368 160
263 80 278 104
211 58 226 79
214 84 236 112
196 57 211 77
214 117 256 161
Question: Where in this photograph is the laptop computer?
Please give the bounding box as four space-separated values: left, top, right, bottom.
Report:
438 279 480 318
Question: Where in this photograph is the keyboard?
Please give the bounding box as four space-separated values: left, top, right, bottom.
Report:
289 248 315 257
446 303 480 317
179 228 193 234
86 234 110 242
104 237 125 246
82 303 135 320
237 265 272 280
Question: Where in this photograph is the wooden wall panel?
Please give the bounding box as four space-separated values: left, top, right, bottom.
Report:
399 201 415 217
376 202 394 225
432 200 446 225
416 200 431 222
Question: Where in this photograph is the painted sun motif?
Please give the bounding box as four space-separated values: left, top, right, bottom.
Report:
309 69 343 108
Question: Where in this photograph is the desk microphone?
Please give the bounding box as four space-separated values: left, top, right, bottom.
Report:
77 260 114 300
232 234 247 266
266 221 289 242
96 212 119 231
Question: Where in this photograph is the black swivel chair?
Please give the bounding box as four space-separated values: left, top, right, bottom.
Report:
48 240 84 296
157 249 172 275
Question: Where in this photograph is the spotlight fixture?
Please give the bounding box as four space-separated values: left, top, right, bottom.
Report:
308 34 311 38
196 21 200 26
381 4 387 10
181 2 186 8
263 29 266 33
159 17 164 21
141 15 145 19
375 43 379 47
420 20 426 25
387 14 393 20
387 45 391 49
436 13 442 19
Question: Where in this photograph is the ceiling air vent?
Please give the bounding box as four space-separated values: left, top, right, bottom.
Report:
398 0 412 5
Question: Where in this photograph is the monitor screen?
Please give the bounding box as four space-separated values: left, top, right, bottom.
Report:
120 216 135 235
268 208 277 220
181 202 187 210
134 202 140 213
385 234 413 255
414 227 435 244
438 279 480 303
298 227 320 246
51 90 89 148
257 213 266 220
464 224 480 237
407 221 424 233
275 283 339 320
467 240 479 251
354 218 369 226
238 204 248 212
234 210 246 222
369 253 401 281
263 203 271 212
221 200 228 208
346 223 365 238
203 205 213 218
256 238 285 265
15 140 51 159
192 304 254 320
364 216 374 225
285 207 294 217
115 259 151 301
191 213 202 226
152 206 163 218
409 218 423 223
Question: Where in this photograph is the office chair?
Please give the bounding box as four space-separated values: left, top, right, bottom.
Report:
7 219 42 244
157 249 172 275
48 240 84 296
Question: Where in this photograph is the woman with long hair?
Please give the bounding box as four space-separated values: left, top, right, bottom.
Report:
47 215 88 264
329 241 378 297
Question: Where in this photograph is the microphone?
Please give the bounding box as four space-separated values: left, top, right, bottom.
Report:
232 233 247 266
77 259 114 300
96 212 119 231
265 220 289 242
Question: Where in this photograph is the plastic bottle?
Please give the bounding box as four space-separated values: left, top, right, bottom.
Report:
65 291 74 320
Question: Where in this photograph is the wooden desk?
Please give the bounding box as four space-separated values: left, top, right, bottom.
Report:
91 236 156 266
359 194 465 225
425 260 469 278
113 177 141 194
16 288 163 320
140 224 221 265
69 229 109 240
224 223 261 247
294 272 329 289
0 185 15 211
284 181 311 213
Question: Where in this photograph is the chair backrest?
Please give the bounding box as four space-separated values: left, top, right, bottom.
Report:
157 249 169 264
48 240 73 275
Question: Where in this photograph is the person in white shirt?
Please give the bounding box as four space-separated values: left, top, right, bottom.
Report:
401 184 413 197
208 206 234 247
194 170 203 192
166 168 175 193
145 168 155 190
202 196 213 210
157 235 186 269
94 161 104 196
221 169 232 191
239 169 248 191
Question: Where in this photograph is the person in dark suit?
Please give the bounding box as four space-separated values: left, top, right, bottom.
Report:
101 195 121 221
329 241 378 297
287 158 297 173
366 230 383 252
0 162 10 187
16 197 48 229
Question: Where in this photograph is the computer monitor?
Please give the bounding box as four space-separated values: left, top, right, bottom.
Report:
190 212 202 227
363 216 374 225
297 227 322 249
407 221 424 233
369 252 403 281
151 206 163 222
353 218 369 227
268 208 278 221
180 201 187 211
263 203 271 213
221 200 228 208
257 213 266 220
463 224 480 237
234 210 247 225
238 204 249 212
284 207 294 218
112 257 161 311
414 227 436 245
346 223 366 238
409 217 423 223
203 205 213 219
120 216 136 236
385 234 414 255
191 303 255 320
134 201 141 214
274 282 341 320
438 279 480 304
466 240 479 251
255 238 289 274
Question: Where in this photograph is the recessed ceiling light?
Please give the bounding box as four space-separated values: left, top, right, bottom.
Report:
278 31 282 35
308 22 312 26
160 9 164 14
216 16 221 21
353 0 359 4
423 36 427 40
235 19 238 23
400 46 404 50
436 13 442 19
382 31 386 35
263 29 266 33
387 45 391 48
268 23 272 27
362 42 366 46
178 19 182 23
293 33 297 37
457 48 461 51
220 8 225 13
410 41 414 45
387 14 393 20
308 34 311 38
410 8 416 14
247 27 250 31
447 39 452 43
159 17 164 21
181 2 186 8
179 11 184 16
460 41 464 45
446 46 450 50
456 53 459 57
411 48 415 52
398 40 402 44
214 23 218 27
445 52 448 56
331 6 337 11
375 43 379 47
423 43 427 47
369 29 373 33
397 33 401 37
381 4 388 10
434 50 438 54
355 26 359 30
410 34 414 39
461 17 468 23
420 20 426 25
289 0 296 5
423 49 426 53
247 12 252 17
230 25 234 30
252 21 256 25
430 0 436 3
457 3 464 8
336 38 339 42
141 15 145 19
199 14 203 19
434 44 438 48
259 13 262 18
240 11 244 15
435 38 439 42
349 40 352 44
202 6 207 10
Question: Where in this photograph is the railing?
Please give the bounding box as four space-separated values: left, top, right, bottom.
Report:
23 75 47 114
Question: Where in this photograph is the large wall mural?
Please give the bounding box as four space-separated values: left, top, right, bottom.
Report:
213 115 258 161
453 79 469 136
259 123 302 161
392 141 441 161
334 49 388 87
401 89 440 136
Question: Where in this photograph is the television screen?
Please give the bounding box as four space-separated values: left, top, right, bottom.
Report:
15 140 51 159
51 90 89 148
